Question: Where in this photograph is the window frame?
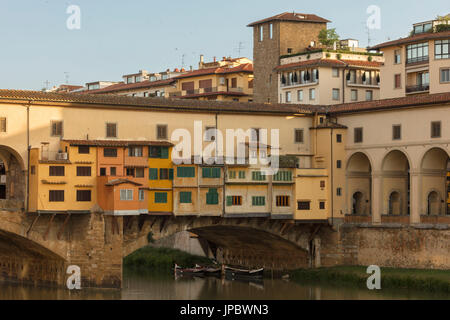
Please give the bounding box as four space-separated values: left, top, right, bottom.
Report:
157 124 168 140
106 122 118 138
51 120 63 137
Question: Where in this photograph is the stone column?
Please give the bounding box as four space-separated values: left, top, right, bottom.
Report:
410 169 422 225
371 171 382 225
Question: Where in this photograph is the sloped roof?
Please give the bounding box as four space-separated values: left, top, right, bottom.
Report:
84 78 176 94
370 31 450 50
248 12 330 26
275 59 383 71
174 64 253 80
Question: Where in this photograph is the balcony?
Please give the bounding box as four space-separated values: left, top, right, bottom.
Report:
347 79 379 88
406 84 430 94
170 87 246 98
281 79 318 88
406 56 429 66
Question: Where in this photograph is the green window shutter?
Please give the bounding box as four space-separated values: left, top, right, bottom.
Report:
252 172 257 181
169 169 174 180
180 192 192 204
160 147 169 159
206 189 218 205
213 168 221 178
155 192 167 204
226 196 233 206
177 167 182 177
149 168 158 180
188 167 195 177
239 171 245 179
202 168 210 178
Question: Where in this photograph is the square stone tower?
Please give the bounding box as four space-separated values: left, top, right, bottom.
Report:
248 12 330 103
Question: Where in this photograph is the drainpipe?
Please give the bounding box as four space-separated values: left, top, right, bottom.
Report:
26 101 31 213
330 127 334 226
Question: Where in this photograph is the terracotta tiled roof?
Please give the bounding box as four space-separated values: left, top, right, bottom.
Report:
247 12 330 26
174 64 253 80
84 78 176 94
0 89 320 114
275 59 382 71
179 91 249 99
329 92 450 114
370 31 450 50
63 140 173 147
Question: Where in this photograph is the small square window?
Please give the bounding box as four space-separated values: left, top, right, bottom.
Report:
157 125 168 140
319 202 326 210
51 121 63 137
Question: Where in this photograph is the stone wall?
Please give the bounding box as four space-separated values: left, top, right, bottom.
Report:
319 224 450 270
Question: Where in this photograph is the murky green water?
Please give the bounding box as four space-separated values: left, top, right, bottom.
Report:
0 270 448 300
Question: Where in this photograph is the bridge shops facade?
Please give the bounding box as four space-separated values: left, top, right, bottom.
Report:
0 90 449 288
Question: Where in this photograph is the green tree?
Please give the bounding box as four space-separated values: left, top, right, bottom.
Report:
318 28 340 47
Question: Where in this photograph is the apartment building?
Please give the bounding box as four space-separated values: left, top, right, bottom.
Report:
168 56 254 102
276 49 383 104
371 16 450 99
85 69 185 97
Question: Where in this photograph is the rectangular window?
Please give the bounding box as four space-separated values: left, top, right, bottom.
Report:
110 167 116 176
337 188 342 196
354 128 363 143
126 168 135 177
206 189 219 205
104 148 117 158
49 166 65 177
120 189 133 201
285 91 291 103
51 121 63 137
351 89 358 101
227 196 242 206
78 146 90 154
106 123 117 138
297 201 310 210
332 88 340 101
252 196 266 206
0 117 6 133
180 192 192 204
259 25 263 42
76 166 91 177
435 40 449 60
431 121 441 138
135 168 145 178
157 125 168 140
149 168 158 180
393 125 402 140
332 68 339 77
269 23 273 39
202 167 221 178
128 147 143 157
49 190 64 202
320 181 326 189
30 166 36 175
337 160 342 169
441 68 450 83
295 129 304 144
159 168 169 180
76 190 91 202
231 78 237 88
365 90 373 101
406 42 429 64
276 196 290 207
239 171 246 179
394 50 401 64
228 171 236 179
100 168 107 176
319 201 326 210
273 171 293 182
336 134 342 143
309 88 316 100
297 90 303 101
139 190 145 201
394 74 402 89
252 171 266 181
155 192 167 204
177 167 195 178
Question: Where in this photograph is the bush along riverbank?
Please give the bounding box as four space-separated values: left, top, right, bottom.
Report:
124 246 213 272
290 266 450 293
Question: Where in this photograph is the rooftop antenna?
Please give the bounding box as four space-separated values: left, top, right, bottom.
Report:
64 72 70 84
366 24 372 48
181 54 186 68
236 41 245 57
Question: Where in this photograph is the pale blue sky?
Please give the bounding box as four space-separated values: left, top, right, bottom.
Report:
0 0 448 90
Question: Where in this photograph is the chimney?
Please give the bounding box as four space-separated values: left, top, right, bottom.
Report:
199 54 204 68
213 56 216 62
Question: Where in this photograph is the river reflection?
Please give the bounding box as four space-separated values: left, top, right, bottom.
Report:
0 270 448 300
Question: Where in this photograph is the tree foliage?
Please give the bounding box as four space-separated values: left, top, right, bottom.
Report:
318 28 340 47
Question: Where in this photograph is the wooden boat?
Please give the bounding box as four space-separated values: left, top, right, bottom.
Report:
195 264 221 277
174 264 205 277
224 266 264 280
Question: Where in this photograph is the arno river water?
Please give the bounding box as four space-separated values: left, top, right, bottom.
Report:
0 269 448 300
